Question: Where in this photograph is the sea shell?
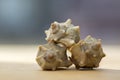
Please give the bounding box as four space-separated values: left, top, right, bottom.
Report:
36 41 72 70
69 35 106 69
45 19 80 48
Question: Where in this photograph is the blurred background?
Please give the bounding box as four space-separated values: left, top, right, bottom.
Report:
0 0 120 45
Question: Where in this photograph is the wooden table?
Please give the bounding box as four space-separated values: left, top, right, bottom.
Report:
0 44 120 80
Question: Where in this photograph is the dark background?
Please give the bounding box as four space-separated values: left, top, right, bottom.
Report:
0 0 120 45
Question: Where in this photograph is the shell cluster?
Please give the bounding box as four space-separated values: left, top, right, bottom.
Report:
36 19 106 70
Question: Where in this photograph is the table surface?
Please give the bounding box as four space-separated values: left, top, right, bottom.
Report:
0 44 120 80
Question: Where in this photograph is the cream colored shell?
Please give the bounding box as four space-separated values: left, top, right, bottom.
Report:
45 19 80 48
36 41 72 70
69 35 105 69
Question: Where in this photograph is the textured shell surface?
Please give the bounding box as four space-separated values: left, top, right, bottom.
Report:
45 19 80 48
36 41 72 70
70 35 105 69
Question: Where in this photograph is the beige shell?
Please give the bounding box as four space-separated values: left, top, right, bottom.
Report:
36 41 72 70
69 35 106 69
45 19 80 48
